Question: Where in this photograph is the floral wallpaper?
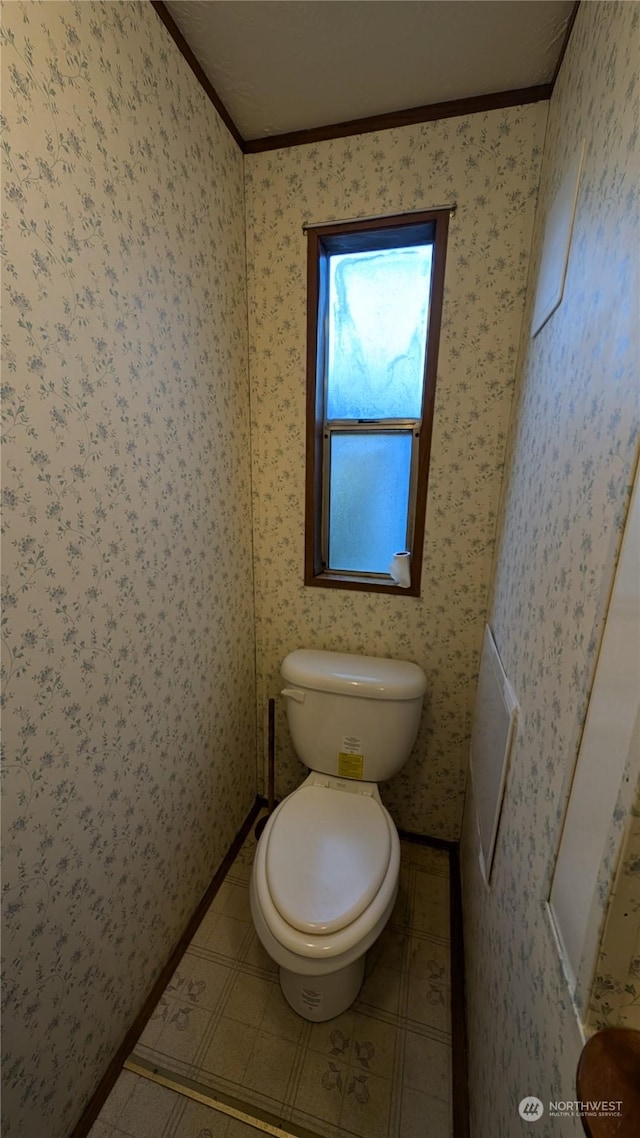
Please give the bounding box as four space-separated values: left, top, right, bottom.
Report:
245 102 547 840
1 3 256 1137
461 2 639 1136
588 778 640 1032
3 2 636 1137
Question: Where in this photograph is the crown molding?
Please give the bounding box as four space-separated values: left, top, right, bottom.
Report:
150 0 579 155
243 85 553 154
150 0 244 150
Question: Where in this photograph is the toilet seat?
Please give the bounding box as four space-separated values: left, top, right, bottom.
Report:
266 784 392 935
252 778 400 961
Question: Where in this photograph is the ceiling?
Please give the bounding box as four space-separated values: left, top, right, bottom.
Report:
163 0 575 143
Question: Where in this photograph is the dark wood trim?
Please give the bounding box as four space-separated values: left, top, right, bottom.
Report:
551 1 581 90
244 84 552 154
411 208 448 590
400 831 470 1134
449 845 470 1138
397 828 458 852
304 226 324 585
149 1 244 151
304 572 422 598
69 798 262 1138
149 1 555 156
304 209 448 597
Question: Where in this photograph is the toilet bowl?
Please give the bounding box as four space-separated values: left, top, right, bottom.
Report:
250 648 426 1021
250 772 400 1020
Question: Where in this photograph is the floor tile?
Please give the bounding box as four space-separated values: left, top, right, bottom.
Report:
400 842 450 875
137 994 170 1049
87 1121 116 1138
407 940 451 1035
357 962 403 1015
368 926 408 973
164 966 188 1001
222 972 273 1027
391 867 412 928
400 1087 452 1138
242 930 278 975
293 1048 345 1127
94 1070 138 1124
108 825 456 1138
243 1030 299 1103
259 981 306 1042
403 1030 452 1102
339 1069 392 1138
350 1013 398 1079
307 1011 355 1058
116 1076 180 1137
227 850 254 885
220 882 252 922
153 1002 214 1067
201 1017 257 1085
414 871 449 909
411 898 450 940
179 953 233 1012
205 914 254 959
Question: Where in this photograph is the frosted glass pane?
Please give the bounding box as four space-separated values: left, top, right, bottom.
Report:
328 433 412 573
327 245 432 420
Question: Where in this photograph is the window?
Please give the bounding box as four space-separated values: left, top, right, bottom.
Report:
304 210 449 595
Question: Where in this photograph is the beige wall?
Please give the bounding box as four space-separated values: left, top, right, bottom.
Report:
4 3 637 1137
1 3 255 1135
588 774 640 1032
245 104 547 839
461 2 640 1135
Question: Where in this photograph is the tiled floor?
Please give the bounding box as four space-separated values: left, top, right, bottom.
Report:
91 817 453 1138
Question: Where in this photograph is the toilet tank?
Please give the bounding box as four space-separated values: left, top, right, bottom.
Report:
281 649 427 783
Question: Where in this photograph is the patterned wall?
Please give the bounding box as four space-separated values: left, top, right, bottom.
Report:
1 4 256 1136
245 105 547 839
461 2 640 1136
589 777 640 1032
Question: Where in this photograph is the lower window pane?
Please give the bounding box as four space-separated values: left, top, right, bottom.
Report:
328 432 412 574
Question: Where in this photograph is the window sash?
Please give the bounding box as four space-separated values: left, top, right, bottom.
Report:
321 422 420 577
304 208 449 595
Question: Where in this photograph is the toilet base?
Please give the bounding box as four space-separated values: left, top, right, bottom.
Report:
279 955 366 1022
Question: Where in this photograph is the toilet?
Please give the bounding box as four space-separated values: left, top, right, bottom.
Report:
250 648 427 1022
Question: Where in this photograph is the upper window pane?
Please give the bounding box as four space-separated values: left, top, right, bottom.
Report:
326 245 432 421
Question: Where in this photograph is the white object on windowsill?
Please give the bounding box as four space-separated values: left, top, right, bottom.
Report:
389 552 411 588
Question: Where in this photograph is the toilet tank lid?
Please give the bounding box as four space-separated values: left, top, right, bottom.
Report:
281 649 427 700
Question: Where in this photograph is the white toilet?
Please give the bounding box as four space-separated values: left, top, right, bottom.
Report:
250 648 427 1022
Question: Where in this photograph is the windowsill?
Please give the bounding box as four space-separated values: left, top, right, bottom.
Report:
304 570 420 597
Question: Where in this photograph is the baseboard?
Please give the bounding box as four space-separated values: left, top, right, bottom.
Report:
397 826 458 852
399 827 470 1135
69 796 262 1138
450 845 471 1138
256 793 278 810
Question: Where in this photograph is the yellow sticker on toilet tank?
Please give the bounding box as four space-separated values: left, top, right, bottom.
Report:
338 752 364 779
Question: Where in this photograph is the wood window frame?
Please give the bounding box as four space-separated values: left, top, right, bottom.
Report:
304 209 449 596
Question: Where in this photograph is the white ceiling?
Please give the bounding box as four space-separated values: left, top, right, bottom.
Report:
164 0 575 141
